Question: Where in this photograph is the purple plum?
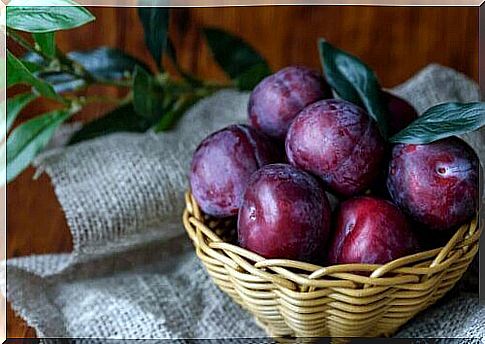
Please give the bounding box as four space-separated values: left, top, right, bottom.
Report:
387 137 479 231
383 91 418 136
286 99 386 197
238 163 331 263
248 66 332 140
327 196 419 265
190 124 280 218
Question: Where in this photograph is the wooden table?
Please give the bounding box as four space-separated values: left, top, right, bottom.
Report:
6 6 479 338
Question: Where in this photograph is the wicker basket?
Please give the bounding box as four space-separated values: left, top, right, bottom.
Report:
182 191 481 338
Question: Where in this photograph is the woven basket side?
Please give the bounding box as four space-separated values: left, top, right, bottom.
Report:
183 191 481 338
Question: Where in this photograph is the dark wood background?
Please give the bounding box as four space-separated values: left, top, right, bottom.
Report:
7 6 479 337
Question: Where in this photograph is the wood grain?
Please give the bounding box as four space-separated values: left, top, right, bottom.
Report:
6 6 479 338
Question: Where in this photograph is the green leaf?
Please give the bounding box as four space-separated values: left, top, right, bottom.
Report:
24 47 150 81
22 52 48 67
234 63 272 91
166 38 177 63
203 27 271 90
68 47 150 81
35 71 86 93
133 66 165 119
7 51 32 87
7 93 38 132
153 95 199 132
7 51 64 103
390 102 485 144
138 8 169 69
68 103 152 145
7 0 95 33
166 38 202 87
7 109 70 182
33 32 56 57
21 59 43 73
319 39 389 139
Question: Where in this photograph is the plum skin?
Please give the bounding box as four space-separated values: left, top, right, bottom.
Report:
387 137 479 231
286 99 386 197
327 196 419 265
190 124 280 218
248 66 332 140
369 93 418 198
383 91 418 136
238 163 331 263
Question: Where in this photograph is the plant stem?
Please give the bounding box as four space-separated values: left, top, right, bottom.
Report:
94 78 133 88
7 29 50 60
203 80 234 90
81 95 123 105
7 28 99 84
8 28 229 95
56 50 95 82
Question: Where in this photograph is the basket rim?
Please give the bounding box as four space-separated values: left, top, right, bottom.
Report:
183 191 481 289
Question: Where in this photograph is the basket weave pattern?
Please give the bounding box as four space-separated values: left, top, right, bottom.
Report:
183 191 481 338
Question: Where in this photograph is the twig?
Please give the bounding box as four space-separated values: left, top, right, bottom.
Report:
7 28 50 61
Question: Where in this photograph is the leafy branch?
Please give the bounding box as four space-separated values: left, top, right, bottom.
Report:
6 2 271 184
318 39 484 143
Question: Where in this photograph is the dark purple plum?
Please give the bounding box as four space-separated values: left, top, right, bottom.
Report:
248 66 332 140
190 124 280 218
238 164 331 263
387 137 479 231
327 196 419 265
369 93 418 197
286 99 386 197
383 91 418 136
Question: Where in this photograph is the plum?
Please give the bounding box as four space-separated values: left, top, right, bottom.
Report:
248 66 332 140
286 99 386 197
327 196 419 265
369 93 418 197
383 91 418 136
238 163 331 262
190 124 280 218
387 137 479 231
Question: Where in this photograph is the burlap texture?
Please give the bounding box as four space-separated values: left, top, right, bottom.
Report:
3 64 483 340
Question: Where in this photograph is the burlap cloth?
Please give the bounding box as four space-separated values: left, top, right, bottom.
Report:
2 64 484 341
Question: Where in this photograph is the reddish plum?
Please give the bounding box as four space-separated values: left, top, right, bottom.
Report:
248 66 332 140
387 137 479 231
286 99 386 197
190 124 280 218
369 93 418 197
327 196 419 265
383 91 418 136
238 164 331 262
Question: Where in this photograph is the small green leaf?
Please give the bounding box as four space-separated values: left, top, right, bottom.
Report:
7 93 38 132
68 47 150 81
166 38 202 87
7 109 70 182
21 59 43 73
68 103 152 145
138 8 169 69
133 66 165 119
203 27 271 90
24 47 150 81
234 63 272 91
33 32 56 58
35 71 87 93
22 52 48 68
319 39 389 139
153 95 199 132
7 0 95 33
7 51 31 87
390 102 485 144
166 38 177 63
7 51 64 103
